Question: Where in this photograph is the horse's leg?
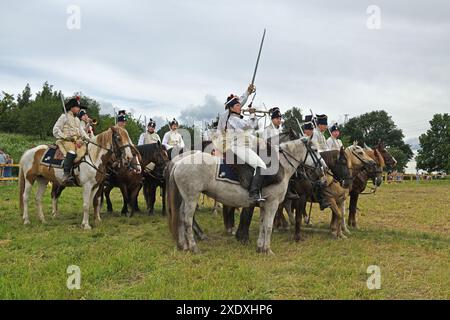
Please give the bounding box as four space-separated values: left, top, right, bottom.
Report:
348 192 359 229
35 177 48 224
93 185 103 222
192 215 208 241
222 205 235 235
120 185 130 216
211 199 219 216
147 183 157 215
182 197 200 253
161 185 166 216
256 201 278 255
340 199 351 235
235 207 254 244
294 199 306 242
105 185 113 213
22 178 34 225
51 184 63 218
81 183 94 230
285 199 295 225
329 198 345 239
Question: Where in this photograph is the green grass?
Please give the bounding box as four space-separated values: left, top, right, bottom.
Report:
0 180 449 299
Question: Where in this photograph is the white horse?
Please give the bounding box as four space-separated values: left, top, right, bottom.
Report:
165 138 324 254
19 127 134 229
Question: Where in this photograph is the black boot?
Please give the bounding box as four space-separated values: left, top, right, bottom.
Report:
62 153 76 186
286 180 300 200
249 167 266 203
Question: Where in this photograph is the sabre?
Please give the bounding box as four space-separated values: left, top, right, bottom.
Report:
60 93 67 118
251 28 266 87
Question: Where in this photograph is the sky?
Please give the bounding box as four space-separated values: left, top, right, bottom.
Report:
1 0 449 140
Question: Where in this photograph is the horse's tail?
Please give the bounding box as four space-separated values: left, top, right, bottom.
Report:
165 161 181 241
19 162 25 212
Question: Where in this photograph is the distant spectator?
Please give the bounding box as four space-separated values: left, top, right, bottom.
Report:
3 154 12 177
0 149 6 177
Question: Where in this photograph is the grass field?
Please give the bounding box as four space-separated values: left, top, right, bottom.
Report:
0 180 449 299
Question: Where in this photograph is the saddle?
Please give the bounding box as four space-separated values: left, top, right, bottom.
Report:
40 143 86 168
216 143 283 190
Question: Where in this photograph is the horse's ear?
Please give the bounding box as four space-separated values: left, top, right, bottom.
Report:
353 141 358 147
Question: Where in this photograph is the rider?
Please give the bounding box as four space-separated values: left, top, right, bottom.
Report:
53 97 92 186
138 119 161 145
327 123 343 151
116 110 127 128
78 106 94 139
262 107 300 200
162 118 185 150
309 114 331 210
216 84 267 204
302 115 314 137
311 114 329 152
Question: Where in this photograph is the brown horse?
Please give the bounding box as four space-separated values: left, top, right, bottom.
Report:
347 141 397 228
19 127 134 229
271 144 377 240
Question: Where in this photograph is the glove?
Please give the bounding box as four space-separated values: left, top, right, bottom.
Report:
247 84 256 94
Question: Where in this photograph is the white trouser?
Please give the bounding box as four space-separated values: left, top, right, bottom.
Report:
230 144 267 170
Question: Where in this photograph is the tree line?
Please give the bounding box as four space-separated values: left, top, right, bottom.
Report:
1 82 448 173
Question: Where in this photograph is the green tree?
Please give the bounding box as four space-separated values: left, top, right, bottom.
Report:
416 113 450 173
340 110 413 171
17 84 32 109
282 107 304 133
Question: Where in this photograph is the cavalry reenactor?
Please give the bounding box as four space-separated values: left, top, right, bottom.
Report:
162 118 185 150
215 84 268 203
262 107 300 200
311 114 329 152
327 123 343 151
78 106 94 139
53 97 92 186
262 107 282 140
302 115 314 137
117 110 127 128
138 119 161 145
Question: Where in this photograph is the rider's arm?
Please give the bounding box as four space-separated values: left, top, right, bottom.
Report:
178 133 185 149
162 132 171 149
53 114 67 140
239 84 255 107
79 122 92 142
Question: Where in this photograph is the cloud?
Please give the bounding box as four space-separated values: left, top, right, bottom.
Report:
1 0 449 140
178 95 223 126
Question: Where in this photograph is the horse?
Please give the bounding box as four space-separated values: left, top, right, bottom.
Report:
347 141 397 228
165 137 324 254
19 126 134 229
237 144 377 241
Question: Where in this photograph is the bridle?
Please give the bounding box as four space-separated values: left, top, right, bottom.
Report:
279 139 325 183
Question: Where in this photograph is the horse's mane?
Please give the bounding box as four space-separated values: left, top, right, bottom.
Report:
136 143 161 160
320 150 340 168
365 148 385 169
90 128 113 162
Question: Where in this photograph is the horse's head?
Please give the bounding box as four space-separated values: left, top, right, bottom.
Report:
111 126 134 167
335 147 352 188
363 145 384 187
375 140 397 169
297 137 325 180
346 143 377 173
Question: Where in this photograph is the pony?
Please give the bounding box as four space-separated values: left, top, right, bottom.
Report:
19 126 134 229
165 137 324 254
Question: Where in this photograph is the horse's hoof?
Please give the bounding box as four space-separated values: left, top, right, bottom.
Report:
256 247 275 255
40 219 47 225
294 235 305 242
190 245 200 254
52 213 58 219
23 220 30 225
82 224 92 230
148 209 154 216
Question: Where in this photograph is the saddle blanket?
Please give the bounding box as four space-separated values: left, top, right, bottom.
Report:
215 161 240 185
40 146 65 168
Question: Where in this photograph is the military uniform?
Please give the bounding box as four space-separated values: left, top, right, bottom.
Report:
53 111 90 155
311 128 329 152
326 136 343 151
80 119 94 139
138 132 161 145
162 119 185 150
